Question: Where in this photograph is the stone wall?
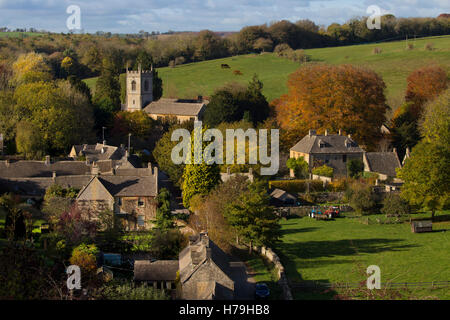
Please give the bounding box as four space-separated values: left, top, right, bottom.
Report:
252 246 293 300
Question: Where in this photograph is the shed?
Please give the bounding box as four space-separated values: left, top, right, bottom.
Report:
270 188 297 206
411 221 433 233
133 260 179 290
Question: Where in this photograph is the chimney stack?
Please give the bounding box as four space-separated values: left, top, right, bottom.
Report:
325 129 328 136
91 162 99 176
45 155 51 165
309 129 316 137
197 95 203 102
52 171 56 181
339 129 342 136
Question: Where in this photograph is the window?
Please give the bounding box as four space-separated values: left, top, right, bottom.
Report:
138 198 145 207
117 198 122 206
131 80 136 91
343 155 347 163
137 215 145 227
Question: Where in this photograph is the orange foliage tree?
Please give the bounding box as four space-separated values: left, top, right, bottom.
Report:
404 66 448 118
274 64 388 150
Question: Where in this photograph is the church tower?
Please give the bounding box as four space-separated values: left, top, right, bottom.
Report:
125 64 153 111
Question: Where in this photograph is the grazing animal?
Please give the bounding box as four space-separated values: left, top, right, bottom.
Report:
221 64 230 69
233 70 243 76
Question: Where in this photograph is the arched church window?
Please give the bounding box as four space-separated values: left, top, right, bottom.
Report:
131 80 136 91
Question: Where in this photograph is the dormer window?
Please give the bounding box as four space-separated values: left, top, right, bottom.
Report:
318 139 325 148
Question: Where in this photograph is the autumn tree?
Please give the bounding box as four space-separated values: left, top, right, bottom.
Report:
274 64 388 150
405 66 448 117
12 52 52 85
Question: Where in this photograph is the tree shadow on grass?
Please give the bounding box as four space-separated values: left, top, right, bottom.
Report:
280 227 319 236
277 238 417 261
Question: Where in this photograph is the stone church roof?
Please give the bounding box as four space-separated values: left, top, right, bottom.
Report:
144 98 206 116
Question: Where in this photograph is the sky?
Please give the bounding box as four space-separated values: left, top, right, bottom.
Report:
0 0 448 33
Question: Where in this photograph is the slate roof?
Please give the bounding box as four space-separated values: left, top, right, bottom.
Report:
144 98 206 116
290 133 364 154
96 175 157 197
71 143 126 162
0 160 92 178
364 152 402 177
133 260 179 282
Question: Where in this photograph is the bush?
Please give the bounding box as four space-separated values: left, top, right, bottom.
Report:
347 159 364 178
286 157 309 178
312 165 334 178
381 194 410 217
269 180 324 193
425 43 434 51
346 183 376 215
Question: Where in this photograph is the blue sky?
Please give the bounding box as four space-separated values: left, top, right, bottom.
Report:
0 0 448 33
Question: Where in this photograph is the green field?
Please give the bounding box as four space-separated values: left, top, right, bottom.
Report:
0 32 44 38
84 35 450 108
275 211 450 299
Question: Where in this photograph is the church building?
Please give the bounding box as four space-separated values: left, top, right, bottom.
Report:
123 65 207 122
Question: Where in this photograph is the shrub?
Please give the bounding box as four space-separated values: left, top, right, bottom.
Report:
100 280 169 300
347 159 364 178
381 194 410 217
425 43 434 51
69 243 99 278
312 165 334 178
346 183 376 215
286 157 309 178
327 178 351 192
274 43 292 56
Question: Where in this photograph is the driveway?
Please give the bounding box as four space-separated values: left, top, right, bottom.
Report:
228 256 256 300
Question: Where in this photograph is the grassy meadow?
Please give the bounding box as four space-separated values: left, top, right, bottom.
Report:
275 211 450 299
84 35 450 109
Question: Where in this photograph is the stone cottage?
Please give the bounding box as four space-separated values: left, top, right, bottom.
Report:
290 129 365 177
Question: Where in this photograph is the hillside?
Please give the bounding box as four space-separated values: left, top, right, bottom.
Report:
84 35 450 109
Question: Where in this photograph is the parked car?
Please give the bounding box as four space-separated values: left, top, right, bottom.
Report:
255 283 270 299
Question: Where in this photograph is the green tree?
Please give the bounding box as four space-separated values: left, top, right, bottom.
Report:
312 164 334 178
398 141 449 220
287 157 309 178
203 75 270 127
154 188 175 230
153 121 194 187
224 180 280 253
347 159 364 178
381 193 410 217
15 120 43 159
346 182 376 215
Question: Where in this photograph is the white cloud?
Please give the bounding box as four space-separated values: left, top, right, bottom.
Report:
0 0 447 33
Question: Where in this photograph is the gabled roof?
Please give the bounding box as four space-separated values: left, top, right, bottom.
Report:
270 188 297 202
0 160 91 178
364 152 402 177
290 133 364 154
144 98 206 116
133 260 179 282
71 143 126 162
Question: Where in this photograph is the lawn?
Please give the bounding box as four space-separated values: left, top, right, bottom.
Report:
275 211 450 299
84 35 450 108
